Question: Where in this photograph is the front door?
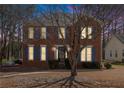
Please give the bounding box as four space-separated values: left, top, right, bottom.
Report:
58 47 65 64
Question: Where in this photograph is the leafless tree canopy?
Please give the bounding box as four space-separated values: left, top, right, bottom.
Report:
0 5 35 62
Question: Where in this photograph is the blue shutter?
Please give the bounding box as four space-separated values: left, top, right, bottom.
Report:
92 27 96 39
34 27 40 40
92 47 95 62
38 46 40 62
46 46 48 63
25 46 28 62
46 27 47 39
38 46 41 62
34 46 36 62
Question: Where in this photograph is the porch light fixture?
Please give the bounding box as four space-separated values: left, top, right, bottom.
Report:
52 47 56 51
67 45 71 51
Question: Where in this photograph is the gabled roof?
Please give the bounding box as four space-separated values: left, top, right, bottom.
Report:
115 34 124 44
105 33 124 48
25 13 102 27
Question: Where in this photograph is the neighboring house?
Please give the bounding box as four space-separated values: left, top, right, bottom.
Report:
105 34 124 62
22 16 102 69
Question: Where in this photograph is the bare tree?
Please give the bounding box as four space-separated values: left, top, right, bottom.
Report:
0 5 36 65
28 5 102 87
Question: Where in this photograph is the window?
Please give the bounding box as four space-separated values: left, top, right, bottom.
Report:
115 50 118 57
81 48 86 61
81 27 86 39
58 27 65 39
123 50 124 57
28 27 34 39
87 47 92 61
55 48 58 60
41 27 46 39
28 46 34 60
110 50 112 57
81 27 92 39
81 46 92 62
41 46 46 61
87 27 92 39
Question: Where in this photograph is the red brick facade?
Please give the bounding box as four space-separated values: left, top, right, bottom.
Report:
22 20 102 69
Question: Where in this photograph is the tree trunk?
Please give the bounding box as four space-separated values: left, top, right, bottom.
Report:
70 58 78 77
71 65 77 77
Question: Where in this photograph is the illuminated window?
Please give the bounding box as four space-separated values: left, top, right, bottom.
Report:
88 27 92 39
65 51 68 58
59 27 65 39
28 27 34 39
81 27 92 39
81 27 86 39
87 47 92 61
55 48 58 60
41 46 46 61
81 46 92 62
28 46 34 60
41 27 46 39
81 48 86 61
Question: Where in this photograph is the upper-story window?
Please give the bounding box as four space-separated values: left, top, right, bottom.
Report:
81 27 92 39
122 50 124 57
58 27 65 39
81 27 86 39
41 27 46 39
28 27 34 39
87 27 92 39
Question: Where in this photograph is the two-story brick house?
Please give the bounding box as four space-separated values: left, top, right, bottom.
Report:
22 16 102 69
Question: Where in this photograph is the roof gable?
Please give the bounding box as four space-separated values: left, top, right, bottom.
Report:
105 34 124 48
114 34 124 44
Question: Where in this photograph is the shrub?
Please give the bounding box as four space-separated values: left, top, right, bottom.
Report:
104 63 112 69
48 60 59 69
2 58 15 66
82 62 102 69
64 59 71 69
2 59 8 64
14 59 22 64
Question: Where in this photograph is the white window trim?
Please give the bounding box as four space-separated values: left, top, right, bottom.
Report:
87 27 92 39
55 47 58 60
